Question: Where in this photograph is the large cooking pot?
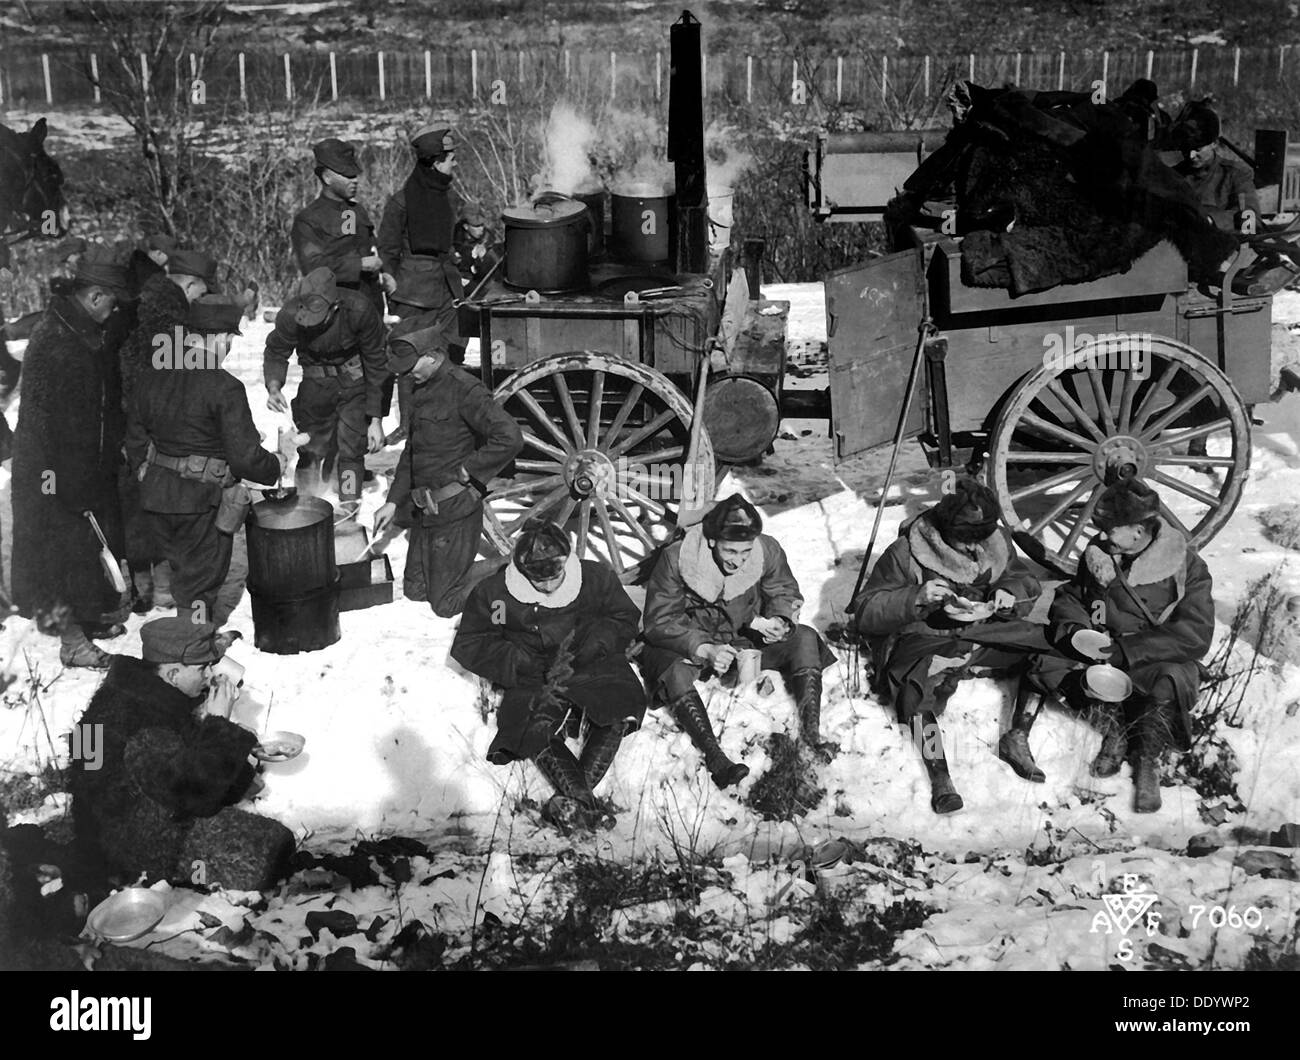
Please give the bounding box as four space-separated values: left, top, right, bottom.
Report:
610 183 675 264
571 186 607 257
246 495 340 654
501 193 590 292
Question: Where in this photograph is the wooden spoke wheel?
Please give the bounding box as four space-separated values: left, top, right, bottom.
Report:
989 334 1250 573
483 353 715 580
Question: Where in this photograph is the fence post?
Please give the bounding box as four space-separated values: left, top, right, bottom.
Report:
925 53 931 96
1145 49 1153 79
746 55 752 103
284 53 291 101
836 56 843 102
656 51 662 101
1189 47 1197 89
90 52 101 103
1233 45 1240 86
1280 44 1287 81
1014 52 1021 85
518 49 523 88
425 50 432 98
1101 50 1108 92
610 51 616 101
564 49 570 85
968 52 975 83
472 48 478 99
189 52 197 81
1057 50 1065 90
139 52 148 98
377 51 385 101
881 54 887 101
41 53 52 104
792 57 798 102
238 52 246 102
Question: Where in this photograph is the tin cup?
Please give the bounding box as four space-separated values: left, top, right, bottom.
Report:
737 648 763 686
211 654 245 687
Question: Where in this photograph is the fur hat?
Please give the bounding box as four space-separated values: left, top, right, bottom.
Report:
72 243 132 299
513 519 571 579
1174 102 1220 151
701 494 763 542
1093 476 1161 530
927 478 1000 543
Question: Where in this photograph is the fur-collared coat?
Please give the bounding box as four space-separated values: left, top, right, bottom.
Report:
854 514 1040 678
10 295 125 622
70 656 293 890
1036 519 1213 737
451 554 647 762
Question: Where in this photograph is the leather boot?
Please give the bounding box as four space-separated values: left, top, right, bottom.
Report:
578 722 623 790
1133 701 1172 814
997 684 1045 783
918 710 963 814
1088 702 1128 778
669 689 749 789
789 667 838 763
533 739 613 831
59 626 112 669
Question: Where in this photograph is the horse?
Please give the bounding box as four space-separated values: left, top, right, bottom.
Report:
0 118 69 271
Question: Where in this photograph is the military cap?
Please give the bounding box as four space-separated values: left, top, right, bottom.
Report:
72 243 132 299
927 477 1000 543
167 248 220 286
1174 102 1220 151
289 266 340 328
189 293 244 336
313 137 361 178
140 615 225 665
1093 476 1161 531
701 494 763 542
513 519 571 579
386 311 451 374
411 124 454 159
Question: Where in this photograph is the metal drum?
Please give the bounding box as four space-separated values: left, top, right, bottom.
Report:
246 496 340 654
610 183 675 264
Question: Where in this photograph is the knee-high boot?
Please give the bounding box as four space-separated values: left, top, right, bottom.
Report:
916 710 964 814
1133 699 1173 814
997 682 1046 782
789 667 838 763
1088 701 1128 778
579 722 623 790
533 738 612 830
668 690 749 789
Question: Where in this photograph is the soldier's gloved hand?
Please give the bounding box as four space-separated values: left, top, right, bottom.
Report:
749 616 788 644
366 420 385 454
373 502 397 536
266 384 289 413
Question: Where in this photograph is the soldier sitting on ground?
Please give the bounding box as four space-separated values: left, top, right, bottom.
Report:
640 495 838 789
1027 477 1214 813
451 520 647 832
854 479 1043 814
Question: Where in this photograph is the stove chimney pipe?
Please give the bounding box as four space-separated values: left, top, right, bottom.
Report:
668 10 709 274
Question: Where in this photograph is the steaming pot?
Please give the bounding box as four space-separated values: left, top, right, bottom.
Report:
610 183 675 264
501 193 590 292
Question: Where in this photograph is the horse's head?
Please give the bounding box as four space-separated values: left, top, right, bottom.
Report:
2 118 69 239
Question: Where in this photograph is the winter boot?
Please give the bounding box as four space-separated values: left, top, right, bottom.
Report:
578 721 623 790
1088 702 1128 778
130 567 155 614
918 711 964 814
669 689 749 789
59 626 112 670
1133 700 1172 814
789 667 838 763
997 684 1046 783
533 739 613 831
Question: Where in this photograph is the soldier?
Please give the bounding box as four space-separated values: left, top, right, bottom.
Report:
1027 478 1214 813
125 295 283 628
1173 102 1260 232
452 204 499 287
378 124 466 442
640 495 838 789
291 137 394 312
451 520 647 832
372 319 522 618
853 479 1043 814
11 245 132 667
263 267 387 513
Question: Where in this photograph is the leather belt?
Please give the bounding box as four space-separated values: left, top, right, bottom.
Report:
145 442 234 486
302 355 362 379
412 481 467 513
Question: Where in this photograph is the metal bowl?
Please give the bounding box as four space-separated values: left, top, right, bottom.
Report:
253 730 306 763
1084 664 1133 703
944 600 995 623
85 888 167 943
1071 628 1113 658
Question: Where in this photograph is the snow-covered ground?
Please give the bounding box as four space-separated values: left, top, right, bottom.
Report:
2 282 1298 969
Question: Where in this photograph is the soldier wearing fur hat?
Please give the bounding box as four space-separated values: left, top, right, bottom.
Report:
11 244 134 667
69 616 294 892
373 320 522 616
1173 102 1260 232
263 266 387 512
854 479 1043 814
377 124 469 444
126 295 283 627
1027 477 1214 813
451 520 647 832
640 495 837 789
292 138 394 312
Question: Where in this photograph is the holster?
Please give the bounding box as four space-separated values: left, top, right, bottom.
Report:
215 483 252 534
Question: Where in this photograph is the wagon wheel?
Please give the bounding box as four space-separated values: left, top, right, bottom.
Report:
483 352 716 580
989 334 1250 574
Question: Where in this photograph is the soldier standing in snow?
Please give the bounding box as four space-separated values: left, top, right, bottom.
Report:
640 495 838 789
263 266 387 514
126 295 283 628
452 520 647 832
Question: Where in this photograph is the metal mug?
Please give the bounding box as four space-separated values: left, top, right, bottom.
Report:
737 648 763 686
211 654 245 687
